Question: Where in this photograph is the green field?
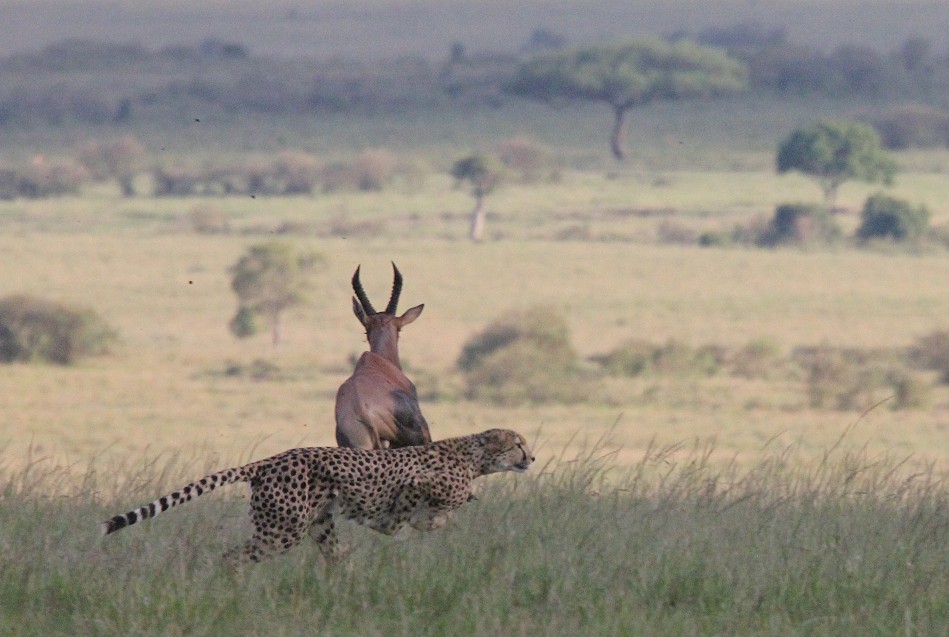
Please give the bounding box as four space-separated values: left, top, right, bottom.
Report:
2 439 947 636
1 2 948 634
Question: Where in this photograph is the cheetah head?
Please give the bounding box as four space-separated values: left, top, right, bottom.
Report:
479 429 535 474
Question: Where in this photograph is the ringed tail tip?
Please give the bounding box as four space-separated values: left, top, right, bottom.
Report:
101 516 126 536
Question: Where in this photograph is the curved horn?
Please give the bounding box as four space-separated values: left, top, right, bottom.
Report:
351 265 376 315
385 262 403 315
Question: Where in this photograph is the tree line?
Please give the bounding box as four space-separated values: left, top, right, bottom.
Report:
1 29 947 130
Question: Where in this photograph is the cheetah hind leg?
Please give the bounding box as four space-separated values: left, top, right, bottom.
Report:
223 497 311 564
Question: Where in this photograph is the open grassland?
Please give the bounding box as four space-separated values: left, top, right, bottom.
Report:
1 3 947 634
0 223 947 476
0 444 945 636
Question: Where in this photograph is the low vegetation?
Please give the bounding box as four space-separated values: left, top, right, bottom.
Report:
0 295 116 364
856 193 931 243
458 306 591 406
0 441 945 636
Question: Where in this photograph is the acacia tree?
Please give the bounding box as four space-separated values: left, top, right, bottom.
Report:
777 120 897 207
229 242 318 346
507 38 747 160
451 153 504 241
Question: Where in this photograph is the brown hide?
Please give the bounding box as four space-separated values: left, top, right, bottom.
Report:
335 264 431 449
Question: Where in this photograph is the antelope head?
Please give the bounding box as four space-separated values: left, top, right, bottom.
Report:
351 263 424 368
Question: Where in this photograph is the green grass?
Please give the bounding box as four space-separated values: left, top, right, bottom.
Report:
1 441 945 636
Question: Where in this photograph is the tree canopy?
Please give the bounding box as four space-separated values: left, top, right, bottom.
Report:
229 242 319 346
507 38 747 159
777 120 897 207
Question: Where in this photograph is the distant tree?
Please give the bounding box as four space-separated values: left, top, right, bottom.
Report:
76 135 146 197
506 38 747 160
229 242 320 346
451 154 504 241
777 120 897 207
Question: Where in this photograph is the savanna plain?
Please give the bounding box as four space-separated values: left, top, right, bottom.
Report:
1 1 948 635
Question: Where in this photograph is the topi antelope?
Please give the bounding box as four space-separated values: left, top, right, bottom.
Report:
335 263 432 449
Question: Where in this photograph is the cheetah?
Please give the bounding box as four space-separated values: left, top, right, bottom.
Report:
101 429 534 563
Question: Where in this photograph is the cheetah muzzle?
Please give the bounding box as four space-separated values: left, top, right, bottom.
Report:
100 429 534 564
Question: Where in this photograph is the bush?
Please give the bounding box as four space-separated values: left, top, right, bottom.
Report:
796 346 886 410
593 338 724 377
0 295 116 364
888 370 932 410
856 194 929 243
652 340 725 376
729 338 783 379
189 204 230 234
873 104 949 149
274 151 322 195
909 330 949 383
0 159 89 199
495 135 552 182
458 306 590 405
228 306 261 339
152 165 203 197
354 148 399 191
591 339 655 376
760 203 840 246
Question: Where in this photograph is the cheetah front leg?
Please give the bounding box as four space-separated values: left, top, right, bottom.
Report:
371 475 469 536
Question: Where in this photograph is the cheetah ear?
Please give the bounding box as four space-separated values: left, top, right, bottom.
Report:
481 429 513 454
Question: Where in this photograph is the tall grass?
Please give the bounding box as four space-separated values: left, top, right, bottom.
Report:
1 438 945 636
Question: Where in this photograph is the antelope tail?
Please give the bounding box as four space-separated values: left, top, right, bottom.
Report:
100 464 256 536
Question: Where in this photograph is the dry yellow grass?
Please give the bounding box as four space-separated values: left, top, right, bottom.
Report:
1 226 947 481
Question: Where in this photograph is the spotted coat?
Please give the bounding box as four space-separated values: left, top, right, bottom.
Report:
101 429 534 563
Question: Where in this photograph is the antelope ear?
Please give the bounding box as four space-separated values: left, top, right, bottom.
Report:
398 304 424 326
352 297 369 326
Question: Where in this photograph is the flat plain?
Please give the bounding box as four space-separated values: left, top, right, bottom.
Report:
0 3 948 634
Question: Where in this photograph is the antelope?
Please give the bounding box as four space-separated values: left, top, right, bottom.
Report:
335 263 431 449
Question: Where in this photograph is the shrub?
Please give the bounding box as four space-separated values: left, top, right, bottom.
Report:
908 330 949 383
759 203 840 246
274 151 322 195
656 220 698 245
856 194 929 243
354 148 399 191
888 370 932 410
458 306 590 405
495 135 552 182
593 338 724 377
0 159 90 199
873 104 949 149
319 162 362 193
0 295 116 364
797 346 885 410
152 165 203 197
189 204 230 234
591 339 655 376
653 340 725 376
730 338 783 379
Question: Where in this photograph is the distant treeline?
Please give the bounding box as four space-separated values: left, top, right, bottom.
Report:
0 27 948 133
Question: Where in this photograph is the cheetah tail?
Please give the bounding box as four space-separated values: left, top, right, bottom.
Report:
100 463 255 536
